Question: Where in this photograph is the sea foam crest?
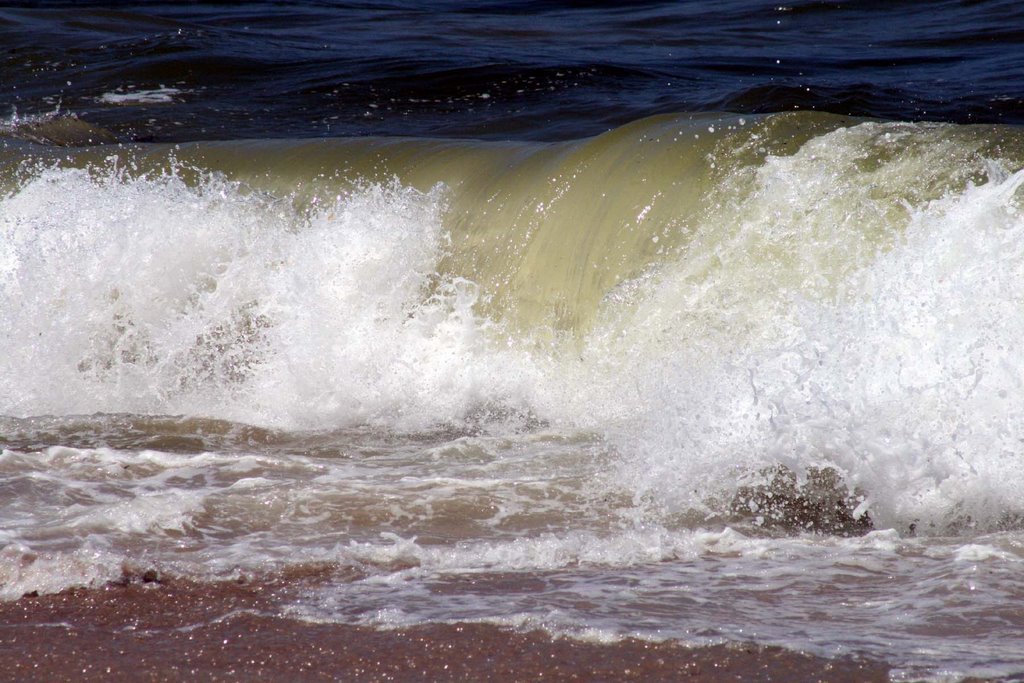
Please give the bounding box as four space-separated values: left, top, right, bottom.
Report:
0 165 536 430
605 132 1024 534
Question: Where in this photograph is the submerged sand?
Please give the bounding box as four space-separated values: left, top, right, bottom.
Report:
0 577 898 682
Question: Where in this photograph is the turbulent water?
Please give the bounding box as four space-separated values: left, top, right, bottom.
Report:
4 2 1024 681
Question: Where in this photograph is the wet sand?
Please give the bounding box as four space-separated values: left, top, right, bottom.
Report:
0 578 895 682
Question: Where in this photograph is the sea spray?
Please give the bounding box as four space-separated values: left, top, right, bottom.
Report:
600 129 1024 535
0 164 539 431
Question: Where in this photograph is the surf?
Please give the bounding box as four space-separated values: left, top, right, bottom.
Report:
4 111 1024 537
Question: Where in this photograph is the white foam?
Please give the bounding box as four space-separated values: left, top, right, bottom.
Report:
953 543 1017 562
67 490 202 535
587 126 1024 534
97 87 187 105
328 526 903 576
0 543 122 600
0 166 537 432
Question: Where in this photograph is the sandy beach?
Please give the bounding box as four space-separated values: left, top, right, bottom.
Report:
0 577 897 682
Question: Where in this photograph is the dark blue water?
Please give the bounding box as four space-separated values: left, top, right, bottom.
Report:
3 0 1023 142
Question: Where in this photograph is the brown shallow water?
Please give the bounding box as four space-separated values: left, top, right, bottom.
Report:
0 577 896 682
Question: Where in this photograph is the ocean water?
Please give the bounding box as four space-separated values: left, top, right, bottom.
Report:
4 2 1024 680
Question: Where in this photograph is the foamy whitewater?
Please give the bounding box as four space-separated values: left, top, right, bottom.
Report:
4 112 1024 679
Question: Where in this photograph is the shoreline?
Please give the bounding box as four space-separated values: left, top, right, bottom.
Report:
0 579 896 682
